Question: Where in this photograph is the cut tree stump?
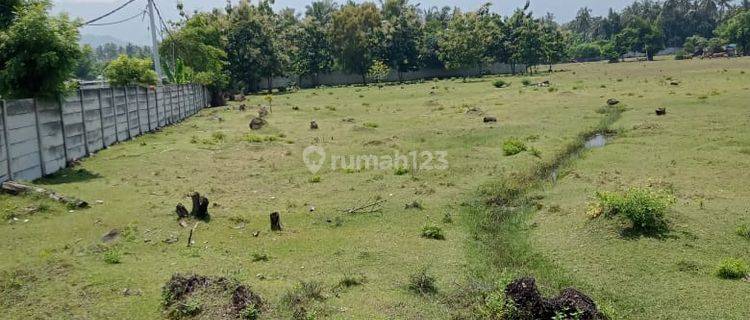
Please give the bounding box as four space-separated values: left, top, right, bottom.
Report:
656 108 667 116
249 118 266 130
189 192 210 221
310 121 319 130
270 212 282 231
483 116 498 123
176 203 189 219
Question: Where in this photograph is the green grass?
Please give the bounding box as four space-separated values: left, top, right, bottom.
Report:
1 57 749 319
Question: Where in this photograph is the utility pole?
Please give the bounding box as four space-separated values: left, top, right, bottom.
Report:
147 0 163 83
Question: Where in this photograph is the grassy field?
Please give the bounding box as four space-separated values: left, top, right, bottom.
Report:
1 57 748 319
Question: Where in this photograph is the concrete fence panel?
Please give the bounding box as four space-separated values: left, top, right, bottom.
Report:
5 99 42 180
136 86 149 132
125 87 140 137
155 86 165 127
61 93 86 161
81 88 104 153
99 88 118 146
147 87 158 129
35 99 66 175
113 88 129 141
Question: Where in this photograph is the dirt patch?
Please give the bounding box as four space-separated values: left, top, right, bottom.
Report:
162 274 263 319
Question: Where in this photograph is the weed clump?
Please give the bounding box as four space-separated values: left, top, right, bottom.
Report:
493 79 510 88
363 122 379 128
280 281 326 317
503 138 527 156
593 187 674 233
408 268 437 295
308 176 322 183
103 248 122 264
736 224 750 239
394 167 409 176
162 274 263 319
521 79 532 86
715 258 749 279
421 224 445 240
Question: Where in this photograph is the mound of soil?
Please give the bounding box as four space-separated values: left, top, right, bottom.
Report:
162 274 263 319
505 277 604 320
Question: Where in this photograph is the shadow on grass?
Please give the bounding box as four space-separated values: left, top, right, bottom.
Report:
619 225 675 240
35 168 102 185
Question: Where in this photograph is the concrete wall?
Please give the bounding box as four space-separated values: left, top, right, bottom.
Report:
258 62 522 90
0 84 208 183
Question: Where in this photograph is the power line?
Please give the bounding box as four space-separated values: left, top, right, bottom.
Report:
86 9 146 27
83 0 140 26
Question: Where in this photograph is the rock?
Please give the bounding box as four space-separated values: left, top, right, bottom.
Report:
547 288 603 320
252 231 260 237
238 104 247 111
233 94 245 102
249 117 267 130
656 108 667 116
606 98 620 106
292 106 300 111
163 235 179 244
310 121 319 130
101 229 120 243
483 116 498 123
670 81 680 86
258 106 269 118
505 277 546 318
504 277 605 320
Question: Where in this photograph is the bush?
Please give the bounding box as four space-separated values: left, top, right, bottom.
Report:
503 138 527 156
280 281 325 309
493 79 510 88
521 79 532 86
408 268 437 295
363 122 379 128
674 49 689 60
103 248 122 264
308 175 322 183
595 188 674 232
736 224 750 239
420 224 445 240
715 258 749 279
394 167 409 176
104 55 158 87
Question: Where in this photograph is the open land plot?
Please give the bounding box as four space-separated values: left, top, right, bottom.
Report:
1 57 749 319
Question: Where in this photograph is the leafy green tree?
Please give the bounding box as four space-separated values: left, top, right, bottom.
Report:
160 11 229 92
0 1 81 98
0 0 23 29
291 16 334 85
420 6 453 69
620 18 664 61
367 59 390 83
437 9 490 76
717 10 750 55
75 44 101 80
330 2 383 83
103 55 158 87
381 0 422 80
684 35 708 54
541 24 567 70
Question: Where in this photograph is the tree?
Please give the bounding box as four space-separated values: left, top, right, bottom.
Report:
381 0 422 80
0 0 23 29
291 16 334 85
541 25 567 70
717 10 750 55
160 11 229 92
103 55 158 87
75 45 100 80
420 6 453 69
0 1 81 98
618 18 664 61
438 9 490 76
367 59 390 83
330 2 383 83
684 35 708 54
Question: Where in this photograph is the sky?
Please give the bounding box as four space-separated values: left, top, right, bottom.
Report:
52 0 636 45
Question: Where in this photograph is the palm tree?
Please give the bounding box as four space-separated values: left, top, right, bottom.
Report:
716 0 731 20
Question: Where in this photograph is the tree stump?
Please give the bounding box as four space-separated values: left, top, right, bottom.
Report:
238 104 247 111
176 203 189 219
249 118 266 130
270 212 282 231
258 107 269 118
656 108 667 116
310 121 319 130
483 116 498 123
606 98 620 106
189 192 210 221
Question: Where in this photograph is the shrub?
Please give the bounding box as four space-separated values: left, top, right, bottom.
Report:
337 274 365 288
394 167 409 176
595 187 674 232
308 176 322 183
502 138 527 156
715 258 749 279
104 55 158 87
493 79 510 88
103 248 122 264
280 281 325 308
177 298 202 316
363 122 379 128
420 224 445 240
521 79 532 86
736 224 750 239
251 253 269 262
243 134 277 143
211 131 226 142
674 49 689 60
408 268 437 295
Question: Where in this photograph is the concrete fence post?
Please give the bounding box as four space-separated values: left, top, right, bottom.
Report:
124 86 132 139
32 99 46 176
78 89 90 156
177 85 182 121
169 86 175 124
97 88 106 149
58 97 69 163
134 86 143 135
146 86 153 132
1 100 12 181
111 87 119 143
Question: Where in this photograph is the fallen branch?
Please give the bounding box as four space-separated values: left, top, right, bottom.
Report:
1 181 89 209
340 199 386 214
187 223 199 247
